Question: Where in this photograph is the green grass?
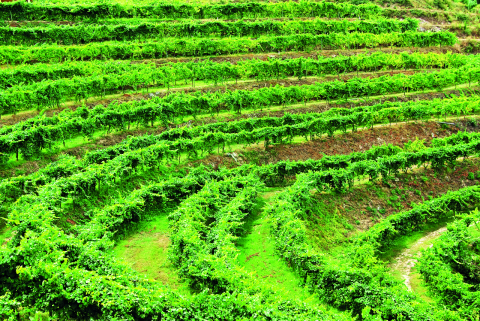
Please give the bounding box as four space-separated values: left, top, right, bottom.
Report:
0 224 12 247
109 212 191 296
468 221 480 237
235 191 319 303
108 189 320 302
303 198 356 252
108 188 320 302
409 267 435 303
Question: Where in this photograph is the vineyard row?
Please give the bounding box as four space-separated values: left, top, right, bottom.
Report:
0 51 472 90
0 31 457 65
0 18 419 46
0 1 381 21
0 59 473 116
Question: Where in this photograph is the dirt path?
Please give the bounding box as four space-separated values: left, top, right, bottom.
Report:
389 226 447 291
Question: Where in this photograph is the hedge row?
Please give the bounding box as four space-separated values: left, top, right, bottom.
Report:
0 18 419 46
0 1 381 21
0 31 457 65
418 210 480 318
1 51 470 90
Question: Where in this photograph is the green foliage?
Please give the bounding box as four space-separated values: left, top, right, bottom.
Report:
263 171 447 319
404 137 427 153
0 1 382 21
0 31 457 65
168 175 262 292
2 51 471 89
433 0 452 10
0 164 348 320
462 0 477 10
2 115 479 223
2 50 470 97
2 78 480 166
418 209 480 318
0 1 476 318
292 137 480 193
0 18 419 46
3 116 478 319
354 186 480 252
262 164 480 319
1 50 472 114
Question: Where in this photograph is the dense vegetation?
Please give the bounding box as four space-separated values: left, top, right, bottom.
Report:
1 0 480 320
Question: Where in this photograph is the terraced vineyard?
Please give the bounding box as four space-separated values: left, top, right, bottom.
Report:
2 0 480 320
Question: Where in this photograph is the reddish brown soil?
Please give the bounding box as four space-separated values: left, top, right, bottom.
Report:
308 158 480 249
197 121 460 169
265 122 454 162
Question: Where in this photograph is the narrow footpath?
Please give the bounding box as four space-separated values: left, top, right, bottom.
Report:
389 226 448 291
